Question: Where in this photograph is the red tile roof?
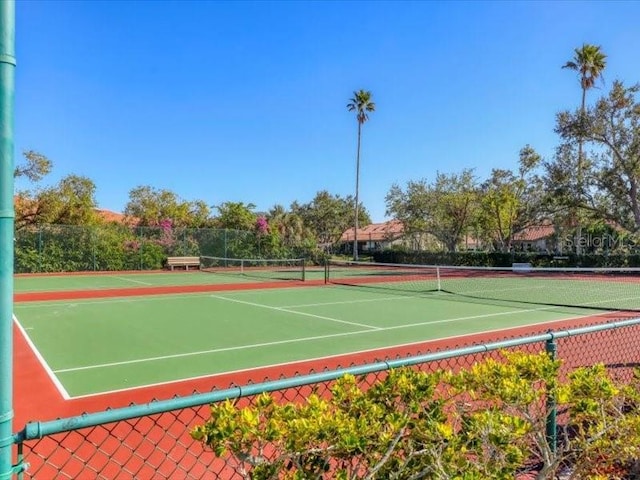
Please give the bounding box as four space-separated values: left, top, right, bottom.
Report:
341 220 404 242
512 225 555 242
94 209 136 225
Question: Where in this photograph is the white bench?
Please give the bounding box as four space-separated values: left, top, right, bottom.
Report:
512 262 532 273
166 256 200 271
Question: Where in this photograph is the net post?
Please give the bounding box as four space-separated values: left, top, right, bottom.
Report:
436 266 441 291
301 259 305 282
240 259 244 275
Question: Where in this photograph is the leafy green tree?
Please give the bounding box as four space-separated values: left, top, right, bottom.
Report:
385 180 432 250
477 146 544 251
543 142 590 250
267 204 308 245
14 150 52 182
386 169 478 252
347 89 375 260
187 199 213 228
562 44 607 252
124 185 212 227
14 151 98 229
16 174 100 229
554 81 640 232
589 82 640 230
43 175 100 225
213 201 257 231
291 191 370 247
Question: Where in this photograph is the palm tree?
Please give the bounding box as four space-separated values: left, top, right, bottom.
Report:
347 90 375 261
563 44 607 120
562 44 606 254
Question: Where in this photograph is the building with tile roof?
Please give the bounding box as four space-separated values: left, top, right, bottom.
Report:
94 208 135 225
340 220 408 252
511 224 556 251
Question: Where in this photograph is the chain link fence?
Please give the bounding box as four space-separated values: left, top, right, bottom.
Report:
10 318 640 479
13 225 316 273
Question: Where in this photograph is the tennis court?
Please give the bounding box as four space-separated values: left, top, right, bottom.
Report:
14 259 635 399
14 256 319 294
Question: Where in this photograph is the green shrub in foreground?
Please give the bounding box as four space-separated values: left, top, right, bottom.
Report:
192 352 640 479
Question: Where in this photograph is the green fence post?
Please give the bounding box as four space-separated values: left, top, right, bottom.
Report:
37 226 41 272
138 228 143 270
92 226 96 271
324 258 328 284
0 1 16 478
545 333 558 454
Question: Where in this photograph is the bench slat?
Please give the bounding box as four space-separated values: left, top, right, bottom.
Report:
166 256 200 271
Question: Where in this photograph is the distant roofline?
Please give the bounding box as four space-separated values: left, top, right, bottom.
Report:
340 219 404 242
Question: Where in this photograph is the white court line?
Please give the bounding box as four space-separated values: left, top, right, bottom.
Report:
14 290 419 310
279 295 413 308
111 276 153 286
14 292 218 309
16 276 154 293
453 284 546 296
66 309 618 400
54 330 376 373
210 294 381 330
13 314 71 400
24 287 640 387
53 303 564 374
16 282 634 311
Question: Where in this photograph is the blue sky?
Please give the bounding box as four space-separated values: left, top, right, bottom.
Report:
14 1 640 222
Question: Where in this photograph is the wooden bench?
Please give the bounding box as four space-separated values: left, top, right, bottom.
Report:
166 256 200 271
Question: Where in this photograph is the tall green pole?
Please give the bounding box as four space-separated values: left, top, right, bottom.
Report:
0 1 15 478
545 335 558 454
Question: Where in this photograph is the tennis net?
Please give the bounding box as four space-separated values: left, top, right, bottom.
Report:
326 260 640 311
200 256 305 282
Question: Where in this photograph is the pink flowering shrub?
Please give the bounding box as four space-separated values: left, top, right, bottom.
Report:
255 216 269 235
159 218 173 231
156 218 175 248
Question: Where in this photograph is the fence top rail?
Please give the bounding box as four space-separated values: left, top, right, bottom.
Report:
13 316 640 443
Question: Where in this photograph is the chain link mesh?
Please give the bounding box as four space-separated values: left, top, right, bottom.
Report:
13 225 307 273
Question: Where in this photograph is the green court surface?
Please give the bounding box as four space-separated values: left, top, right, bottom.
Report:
14 283 605 398
14 268 326 293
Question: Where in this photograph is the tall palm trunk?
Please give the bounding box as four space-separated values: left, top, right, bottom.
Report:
353 122 362 261
563 44 607 256
576 87 587 255
347 89 375 260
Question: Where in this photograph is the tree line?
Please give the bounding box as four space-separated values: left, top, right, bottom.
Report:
388 44 640 253
14 152 371 251
15 44 640 254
